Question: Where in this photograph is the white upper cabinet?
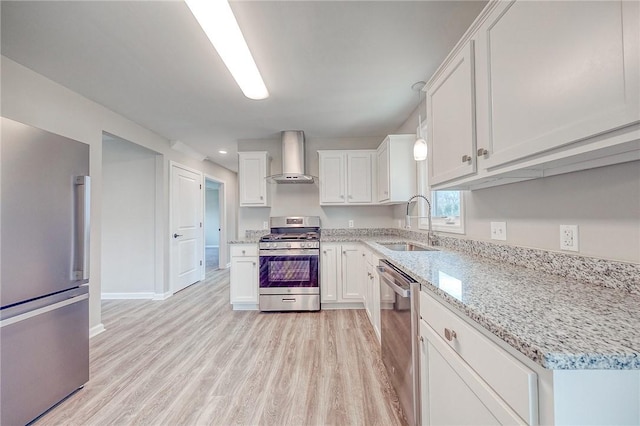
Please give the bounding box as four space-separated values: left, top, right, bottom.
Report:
318 150 375 205
376 135 417 203
427 0 640 190
426 43 477 186
238 151 270 207
475 0 640 170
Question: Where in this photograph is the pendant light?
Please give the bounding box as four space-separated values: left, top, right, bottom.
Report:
412 81 428 161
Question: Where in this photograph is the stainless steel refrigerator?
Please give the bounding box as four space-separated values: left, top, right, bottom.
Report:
1 117 90 425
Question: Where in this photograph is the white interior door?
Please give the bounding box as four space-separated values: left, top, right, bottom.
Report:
171 163 203 293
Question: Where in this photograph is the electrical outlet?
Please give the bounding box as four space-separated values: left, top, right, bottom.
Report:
348 220 354 228
560 225 579 251
262 221 269 230
490 222 507 241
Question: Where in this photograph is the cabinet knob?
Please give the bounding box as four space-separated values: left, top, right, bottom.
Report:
444 328 457 341
260 196 263 200
252 262 256 266
419 336 424 343
461 155 472 164
340 195 344 199
242 250 246 255
323 250 327 254
477 148 489 157
348 195 353 199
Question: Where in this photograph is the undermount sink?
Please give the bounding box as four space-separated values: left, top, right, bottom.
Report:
378 242 438 252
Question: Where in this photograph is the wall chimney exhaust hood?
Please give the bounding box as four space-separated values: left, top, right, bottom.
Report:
267 131 315 184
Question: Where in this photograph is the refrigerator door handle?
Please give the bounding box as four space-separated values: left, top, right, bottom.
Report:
74 176 91 282
0 292 89 328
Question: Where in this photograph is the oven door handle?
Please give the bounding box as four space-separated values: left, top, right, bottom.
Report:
259 249 319 256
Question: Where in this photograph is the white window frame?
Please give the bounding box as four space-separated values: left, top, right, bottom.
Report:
416 122 465 234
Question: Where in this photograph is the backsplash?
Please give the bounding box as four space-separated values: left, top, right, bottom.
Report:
316 228 640 294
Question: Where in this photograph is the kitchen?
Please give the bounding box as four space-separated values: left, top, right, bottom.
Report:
1 0 639 425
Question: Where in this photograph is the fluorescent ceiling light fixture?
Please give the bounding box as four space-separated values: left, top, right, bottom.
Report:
185 0 269 100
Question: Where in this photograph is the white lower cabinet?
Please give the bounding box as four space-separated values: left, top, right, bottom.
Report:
363 249 381 342
341 245 364 300
419 289 640 425
229 244 259 309
420 290 537 425
320 243 364 308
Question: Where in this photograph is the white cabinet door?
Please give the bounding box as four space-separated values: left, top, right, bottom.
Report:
421 321 501 426
347 152 374 203
476 0 640 170
238 152 269 207
341 245 363 300
319 152 346 204
320 244 340 303
376 142 390 202
230 256 258 304
427 41 477 186
376 135 417 203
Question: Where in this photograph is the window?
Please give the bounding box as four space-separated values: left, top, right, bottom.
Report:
415 122 465 234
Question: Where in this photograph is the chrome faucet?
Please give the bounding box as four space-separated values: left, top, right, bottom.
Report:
405 194 434 243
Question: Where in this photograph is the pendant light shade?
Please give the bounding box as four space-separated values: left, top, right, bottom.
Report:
414 137 428 161
412 81 428 161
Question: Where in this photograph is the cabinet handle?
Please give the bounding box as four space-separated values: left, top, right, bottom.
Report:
340 195 344 199
323 250 327 254
419 336 424 343
252 262 256 266
444 328 457 341
260 196 263 200
242 250 246 255
461 155 472 164
348 195 353 199
477 148 488 157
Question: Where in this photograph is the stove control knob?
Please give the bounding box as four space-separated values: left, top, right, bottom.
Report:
287 243 292 248
301 242 307 248
270 243 276 248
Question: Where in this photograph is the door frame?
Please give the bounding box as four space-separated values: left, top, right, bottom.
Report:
169 161 204 293
203 174 228 276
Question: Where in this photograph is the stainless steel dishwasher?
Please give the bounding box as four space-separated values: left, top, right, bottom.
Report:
378 259 420 426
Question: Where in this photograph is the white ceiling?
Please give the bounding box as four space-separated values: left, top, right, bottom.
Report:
1 0 486 171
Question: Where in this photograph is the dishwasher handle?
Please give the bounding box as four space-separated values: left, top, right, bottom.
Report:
378 268 411 298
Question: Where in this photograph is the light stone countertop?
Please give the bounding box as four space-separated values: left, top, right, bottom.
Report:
322 235 640 370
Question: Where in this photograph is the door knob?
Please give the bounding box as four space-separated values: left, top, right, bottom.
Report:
173 233 183 238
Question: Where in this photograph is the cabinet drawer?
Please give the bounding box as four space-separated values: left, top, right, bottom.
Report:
420 291 538 425
230 245 258 257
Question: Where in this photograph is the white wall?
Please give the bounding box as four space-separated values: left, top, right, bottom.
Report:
237 136 395 235
1 56 238 333
102 136 157 296
205 188 220 246
394 103 640 263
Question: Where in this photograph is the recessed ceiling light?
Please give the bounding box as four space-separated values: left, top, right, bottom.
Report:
218 150 228 155
185 0 269 100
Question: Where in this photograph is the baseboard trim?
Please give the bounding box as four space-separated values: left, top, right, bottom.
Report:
101 292 155 300
90 323 106 338
153 291 173 301
320 302 365 310
232 303 259 311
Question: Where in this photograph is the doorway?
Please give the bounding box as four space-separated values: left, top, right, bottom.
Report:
204 175 227 274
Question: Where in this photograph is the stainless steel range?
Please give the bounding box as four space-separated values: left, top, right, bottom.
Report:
259 216 320 311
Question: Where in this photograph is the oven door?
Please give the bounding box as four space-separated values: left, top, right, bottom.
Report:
259 249 319 290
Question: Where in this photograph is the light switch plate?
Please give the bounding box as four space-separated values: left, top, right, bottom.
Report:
560 225 579 251
263 221 269 230
490 221 507 241
348 220 354 228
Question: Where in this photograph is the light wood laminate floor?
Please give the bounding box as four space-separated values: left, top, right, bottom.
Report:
36 269 406 426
